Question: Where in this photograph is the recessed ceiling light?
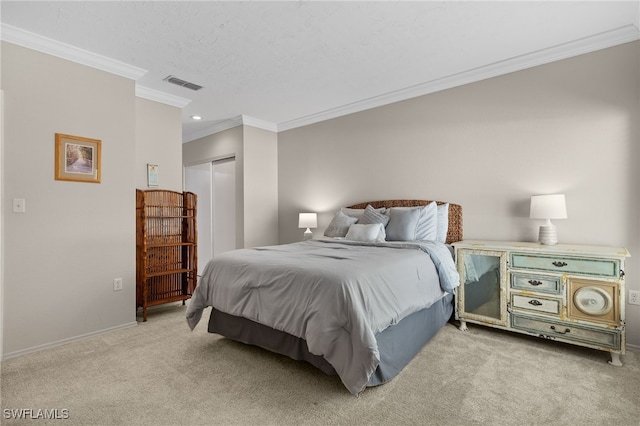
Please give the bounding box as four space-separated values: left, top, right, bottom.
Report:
191 115 202 120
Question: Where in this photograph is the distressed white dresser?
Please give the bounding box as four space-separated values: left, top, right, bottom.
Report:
453 240 630 365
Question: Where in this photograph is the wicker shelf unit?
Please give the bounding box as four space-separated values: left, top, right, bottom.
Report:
136 189 197 321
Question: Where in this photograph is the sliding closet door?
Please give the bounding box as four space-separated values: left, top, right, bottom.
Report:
185 157 236 275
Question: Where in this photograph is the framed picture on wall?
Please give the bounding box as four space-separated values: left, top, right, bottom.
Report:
55 133 101 183
147 164 159 187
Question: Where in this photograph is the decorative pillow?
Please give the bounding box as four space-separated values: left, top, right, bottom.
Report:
415 202 438 241
386 203 438 241
357 204 390 227
437 203 450 243
324 210 358 238
340 206 385 220
345 223 386 242
385 207 422 241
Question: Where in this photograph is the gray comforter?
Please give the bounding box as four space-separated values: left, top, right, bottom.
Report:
186 239 459 395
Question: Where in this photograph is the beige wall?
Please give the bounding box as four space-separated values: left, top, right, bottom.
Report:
1 43 184 357
278 41 640 348
1 42 139 356
135 98 183 191
243 125 279 248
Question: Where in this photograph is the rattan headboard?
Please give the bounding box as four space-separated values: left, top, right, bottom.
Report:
346 199 463 244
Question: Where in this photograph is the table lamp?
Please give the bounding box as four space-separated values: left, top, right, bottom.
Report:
530 194 567 245
298 213 317 240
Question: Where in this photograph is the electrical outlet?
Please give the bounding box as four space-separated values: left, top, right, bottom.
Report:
630 290 640 306
113 278 123 291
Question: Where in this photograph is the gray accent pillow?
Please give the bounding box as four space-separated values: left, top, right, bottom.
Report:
340 206 385 220
385 207 422 241
386 203 438 241
357 204 390 226
324 210 358 237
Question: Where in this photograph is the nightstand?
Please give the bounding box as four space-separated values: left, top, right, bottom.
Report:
453 240 630 366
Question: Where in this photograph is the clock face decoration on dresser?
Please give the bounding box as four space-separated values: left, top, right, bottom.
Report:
567 278 618 325
573 286 613 316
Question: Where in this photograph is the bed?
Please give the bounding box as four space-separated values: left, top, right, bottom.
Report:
186 199 463 396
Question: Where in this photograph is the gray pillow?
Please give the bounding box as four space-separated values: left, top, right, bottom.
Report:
324 210 358 237
341 206 385 220
386 203 438 241
386 207 422 241
357 204 390 227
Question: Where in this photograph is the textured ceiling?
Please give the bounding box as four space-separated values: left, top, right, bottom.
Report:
1 1 639 142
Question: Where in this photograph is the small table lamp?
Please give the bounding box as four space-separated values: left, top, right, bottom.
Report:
298 213 317 240
530 194 567 245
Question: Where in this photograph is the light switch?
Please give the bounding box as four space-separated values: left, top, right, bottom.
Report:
13 198 26 213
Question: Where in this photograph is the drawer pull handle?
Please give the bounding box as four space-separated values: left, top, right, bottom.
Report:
528 300 543 306
550 325 570 335
552 261 568 267
528 280 543 286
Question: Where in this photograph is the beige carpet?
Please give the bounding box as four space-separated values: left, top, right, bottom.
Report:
1 302 639 425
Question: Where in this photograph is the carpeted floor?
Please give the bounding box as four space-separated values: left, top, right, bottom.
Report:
1 302 639 425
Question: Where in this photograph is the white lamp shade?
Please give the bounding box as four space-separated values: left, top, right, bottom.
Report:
530 194 567 220
298 213 317 229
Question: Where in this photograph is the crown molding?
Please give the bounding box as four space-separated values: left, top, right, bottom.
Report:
182 115 277 142
4 21 637 136
135 86 191 108
2 23 192 109
241 115 278 133
0 23 147 80
182 116 244 143
278 24 640 132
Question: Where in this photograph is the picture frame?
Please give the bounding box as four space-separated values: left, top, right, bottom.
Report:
55 133 101 183
147 164 159 187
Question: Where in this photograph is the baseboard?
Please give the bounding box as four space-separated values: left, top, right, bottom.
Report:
1 321 138 361
626 343 640 353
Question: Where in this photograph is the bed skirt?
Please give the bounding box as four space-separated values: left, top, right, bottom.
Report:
208 292 454 387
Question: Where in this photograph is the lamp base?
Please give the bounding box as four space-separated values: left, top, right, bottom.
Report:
538 223 558 245
303 228 313 241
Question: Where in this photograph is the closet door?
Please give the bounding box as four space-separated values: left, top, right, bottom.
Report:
185 157 236 275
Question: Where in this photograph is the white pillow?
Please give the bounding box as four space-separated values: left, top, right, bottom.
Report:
345 223 386 242
415 202 438 241
437 203 449 243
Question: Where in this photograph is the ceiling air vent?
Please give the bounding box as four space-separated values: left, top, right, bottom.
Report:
163 75 203 91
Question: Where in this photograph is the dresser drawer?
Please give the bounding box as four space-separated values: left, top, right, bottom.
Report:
511 294 560 315
510 313 621 350
511 273 561 294
510 253 620 278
